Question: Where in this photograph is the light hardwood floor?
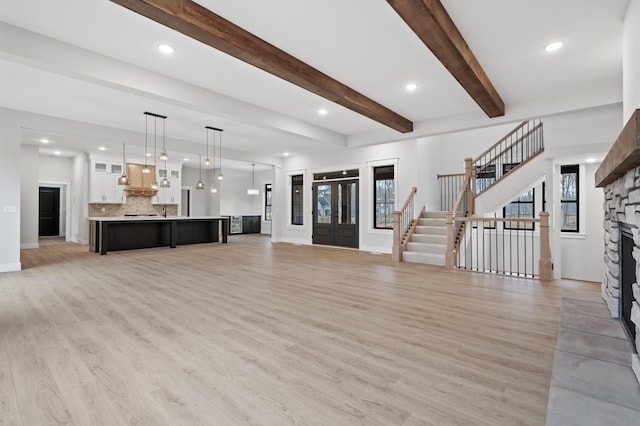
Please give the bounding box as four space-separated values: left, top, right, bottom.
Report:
1 235 601 425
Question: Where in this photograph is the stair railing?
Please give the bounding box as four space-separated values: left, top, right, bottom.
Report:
446 212 553 280
473 119 544 195
445 162 473 267
392 187 418 263
438 173 465 211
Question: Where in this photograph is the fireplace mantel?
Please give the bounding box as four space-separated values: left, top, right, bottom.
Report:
596 109 640 187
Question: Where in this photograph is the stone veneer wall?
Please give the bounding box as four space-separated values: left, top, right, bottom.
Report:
89 195 178 217
603 166 640 384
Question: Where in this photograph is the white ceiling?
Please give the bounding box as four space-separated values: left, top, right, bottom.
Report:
0 0 629 168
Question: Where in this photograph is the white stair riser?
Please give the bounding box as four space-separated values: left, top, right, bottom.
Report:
403 252 445 266
419 218 446 226
414 226 447 235
406 242 446 254
411 234 447 244
423 211 447 219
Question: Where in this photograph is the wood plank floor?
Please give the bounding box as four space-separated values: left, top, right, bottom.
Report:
1 235 601 425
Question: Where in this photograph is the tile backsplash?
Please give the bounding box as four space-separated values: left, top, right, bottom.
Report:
89 195 178 217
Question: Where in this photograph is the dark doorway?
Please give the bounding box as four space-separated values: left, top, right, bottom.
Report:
39 187 60 237
312 176 359 249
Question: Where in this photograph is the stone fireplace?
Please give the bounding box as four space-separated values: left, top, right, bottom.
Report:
597 109 640 386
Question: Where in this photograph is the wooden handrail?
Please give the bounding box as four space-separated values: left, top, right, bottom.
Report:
451 174 471 214
437 173 465 178
398 186 417 213
474 122 544 174
454 216 541 223
473 148 545 194
473 120 528 163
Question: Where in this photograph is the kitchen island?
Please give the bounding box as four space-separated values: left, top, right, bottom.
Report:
88 216 229 255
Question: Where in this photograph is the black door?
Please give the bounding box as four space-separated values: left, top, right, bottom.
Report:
39 187 60 237
312 179 359 248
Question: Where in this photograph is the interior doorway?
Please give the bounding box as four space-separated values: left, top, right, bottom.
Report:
39 187 60 237
181 188 191 217
312 170 359 249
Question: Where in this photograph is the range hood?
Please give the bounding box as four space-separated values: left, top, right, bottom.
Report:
125 163 158 196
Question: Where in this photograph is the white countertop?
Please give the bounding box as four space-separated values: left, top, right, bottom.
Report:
88 216 228 221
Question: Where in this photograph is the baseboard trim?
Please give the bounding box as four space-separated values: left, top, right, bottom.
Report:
0 262 21 273
20 243 39 249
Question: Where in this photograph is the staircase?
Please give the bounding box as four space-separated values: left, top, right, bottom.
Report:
402 211 447 266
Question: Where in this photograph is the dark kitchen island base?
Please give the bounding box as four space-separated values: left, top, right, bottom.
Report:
89 217 229 255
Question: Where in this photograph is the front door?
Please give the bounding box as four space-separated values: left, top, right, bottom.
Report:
313 179 359 248
39 187 60 237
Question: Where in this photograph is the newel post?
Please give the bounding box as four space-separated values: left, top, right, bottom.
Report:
445 211 455 269
539 212 553 281
392 211 401 263
464 157 474 214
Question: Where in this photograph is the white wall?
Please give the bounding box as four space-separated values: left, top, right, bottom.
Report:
219 168 264 216
274 139 417 252
624 0 640 122
0 109 22 271
70 153 89 244
20 145 39 249
39 155 73 181
183 167 219 217
560 163 605 281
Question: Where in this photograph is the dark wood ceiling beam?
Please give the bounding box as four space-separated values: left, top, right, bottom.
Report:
387 0 505 118
109 0 413 133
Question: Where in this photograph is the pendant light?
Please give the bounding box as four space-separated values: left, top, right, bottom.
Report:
216 128 224 181
159 114 170 188
142 114 150 174
204 126 211 166
159 114 168 161
206 126 218 193
144 112 165 190
247 163 259 195
196 154 205 190
117 143 130 185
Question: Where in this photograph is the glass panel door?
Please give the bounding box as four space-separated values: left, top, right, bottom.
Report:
316 184 332 224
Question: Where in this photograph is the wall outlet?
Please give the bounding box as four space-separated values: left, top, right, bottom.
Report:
101 207 106 212
3 205 17 213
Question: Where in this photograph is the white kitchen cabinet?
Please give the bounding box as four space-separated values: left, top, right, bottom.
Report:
151 165 182 206
90 161 125 204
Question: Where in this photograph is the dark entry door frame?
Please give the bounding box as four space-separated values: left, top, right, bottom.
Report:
39 187 61 237
312 175 359 249
38 181 72 242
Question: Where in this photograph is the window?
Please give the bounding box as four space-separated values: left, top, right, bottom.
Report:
475 165 496 193
264 183 272 221
291 174 303 225
503 189 535 230
374 166 394 229
561 165 579 232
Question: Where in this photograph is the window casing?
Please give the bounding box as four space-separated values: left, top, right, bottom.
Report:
291 174 303 225
374 166 394 229
264 183 272 221
475 165 496 193
503 189 535 230
560 165 579 232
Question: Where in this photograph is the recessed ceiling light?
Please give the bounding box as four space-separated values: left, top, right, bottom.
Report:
53 150 61 155
40 138 49 144
318 108 328 116
183 158 189 162
98 146 106 151
283 152 289 157
585 158 597 163
145 152 152 157
544 41 563 52
405 83 418 91
157 44 175 54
